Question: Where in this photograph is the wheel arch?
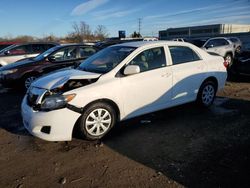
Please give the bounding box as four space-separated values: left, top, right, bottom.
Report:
199 76 218 94
81 98 121 121
21 71 40 80
72 98 121 139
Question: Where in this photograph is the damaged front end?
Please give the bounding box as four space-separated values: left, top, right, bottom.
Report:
27 77 99 112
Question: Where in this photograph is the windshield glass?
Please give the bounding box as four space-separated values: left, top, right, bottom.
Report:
78 46 136 74
33 46 59 61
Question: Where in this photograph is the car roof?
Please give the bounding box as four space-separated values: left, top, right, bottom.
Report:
60 43 94 46
207 37 229 40
113 40 191 48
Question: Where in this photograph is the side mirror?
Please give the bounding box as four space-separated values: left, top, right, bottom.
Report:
48 55 56 62
124 65 140 76
206 44 214 49
4 51 10 55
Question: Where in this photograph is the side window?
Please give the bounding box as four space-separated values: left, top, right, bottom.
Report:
169 46 201 65
128 47 166 72
219 39 229 46
8 45 30 55
50 47 77 62
32 44 46 53
79 46 97 58
205 39 217 48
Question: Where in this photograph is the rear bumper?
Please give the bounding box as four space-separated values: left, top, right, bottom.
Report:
21 96 81 141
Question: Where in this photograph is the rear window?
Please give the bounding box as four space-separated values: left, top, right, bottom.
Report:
169 46 201 65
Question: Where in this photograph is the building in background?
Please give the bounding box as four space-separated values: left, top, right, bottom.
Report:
159 24 250 40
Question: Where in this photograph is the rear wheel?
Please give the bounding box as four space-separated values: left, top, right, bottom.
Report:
224 53 233 67
197 81 216 107
79 102 116 140
236 46 241 54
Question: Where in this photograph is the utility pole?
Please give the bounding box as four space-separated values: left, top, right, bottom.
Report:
138 18 142 36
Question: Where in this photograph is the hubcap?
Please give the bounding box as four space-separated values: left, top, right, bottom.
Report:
202 85 215 105
85 108 112 136
225 55 232 65
25 76 36 89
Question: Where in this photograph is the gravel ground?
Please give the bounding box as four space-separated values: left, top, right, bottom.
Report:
0 78 250 188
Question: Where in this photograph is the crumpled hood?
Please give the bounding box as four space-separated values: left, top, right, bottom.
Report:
31 69 101 90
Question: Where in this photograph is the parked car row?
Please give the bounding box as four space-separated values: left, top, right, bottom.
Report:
0 43 99 89
0 42 58 67
172 36 250 76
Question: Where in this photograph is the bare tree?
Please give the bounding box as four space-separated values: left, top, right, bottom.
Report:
94 25 108 41
131 31 141 38
70 21 93 42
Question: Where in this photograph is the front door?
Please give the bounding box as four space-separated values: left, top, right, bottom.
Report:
120 46 173 119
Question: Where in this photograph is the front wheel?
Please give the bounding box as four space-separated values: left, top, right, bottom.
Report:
24 75 37 89
79 102 117 140
197 81 216 107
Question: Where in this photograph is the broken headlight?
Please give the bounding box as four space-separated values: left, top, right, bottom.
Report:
40 94 76 111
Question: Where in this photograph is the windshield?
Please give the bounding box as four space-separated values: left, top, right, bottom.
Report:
33 46 59 61
78 46 136 74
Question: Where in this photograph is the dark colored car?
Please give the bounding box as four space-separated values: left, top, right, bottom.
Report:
0 44 99 89
95 38 143 49
229 43 250 76
0 41 20 51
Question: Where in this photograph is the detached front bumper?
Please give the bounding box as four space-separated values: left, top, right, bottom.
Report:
21 96 81 141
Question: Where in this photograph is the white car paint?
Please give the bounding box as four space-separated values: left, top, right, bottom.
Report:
21 41 227 141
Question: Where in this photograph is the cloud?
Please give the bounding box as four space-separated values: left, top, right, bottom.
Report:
71 0 109 16
92 7 140 20
144 0 249 21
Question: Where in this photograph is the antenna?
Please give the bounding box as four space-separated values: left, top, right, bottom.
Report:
138 18 142 35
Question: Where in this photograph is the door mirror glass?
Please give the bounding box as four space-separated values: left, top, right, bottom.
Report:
124 65 140 75
48 55 56 62
4 50 10 55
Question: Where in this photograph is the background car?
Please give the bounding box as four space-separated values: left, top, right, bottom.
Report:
228 37 242 53
0 44 99 89
0 41 20 51
95 38 143 49
228 42 250 76
0 42 58 67
202 37 235 66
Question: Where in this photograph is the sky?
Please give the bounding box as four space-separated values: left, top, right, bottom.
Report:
0 0 250 38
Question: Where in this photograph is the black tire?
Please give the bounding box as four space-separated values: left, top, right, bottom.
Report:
197 81 217 107
79 102 117 140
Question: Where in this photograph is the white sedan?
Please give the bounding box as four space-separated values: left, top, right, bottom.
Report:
21 41 227 141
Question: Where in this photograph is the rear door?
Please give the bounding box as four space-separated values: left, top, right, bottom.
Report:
168 45 207 104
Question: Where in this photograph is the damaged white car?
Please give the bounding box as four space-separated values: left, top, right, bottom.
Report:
21 41 227 141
